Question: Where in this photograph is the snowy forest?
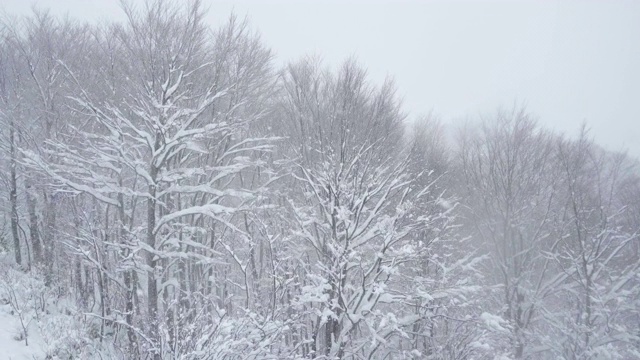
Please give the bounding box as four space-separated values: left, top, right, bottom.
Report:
0 1 639 359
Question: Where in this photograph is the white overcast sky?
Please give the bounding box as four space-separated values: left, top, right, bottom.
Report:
2 0 639 158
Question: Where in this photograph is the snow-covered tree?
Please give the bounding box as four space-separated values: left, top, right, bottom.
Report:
265 58 482 359
457 108 565 358
23 1 277 358
542 130 640 359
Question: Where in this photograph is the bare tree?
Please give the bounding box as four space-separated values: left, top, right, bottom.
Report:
0 23 24 266
457 107 564 358
544 129 640 359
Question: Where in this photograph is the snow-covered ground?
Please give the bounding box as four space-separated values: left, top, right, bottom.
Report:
0 301 46 360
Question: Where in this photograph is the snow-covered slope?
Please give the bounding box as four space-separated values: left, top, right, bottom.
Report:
0 301 46 360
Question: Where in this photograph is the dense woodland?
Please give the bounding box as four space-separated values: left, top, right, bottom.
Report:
0 2 639 359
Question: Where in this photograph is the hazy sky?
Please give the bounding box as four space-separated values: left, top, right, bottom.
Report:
2 0 639 157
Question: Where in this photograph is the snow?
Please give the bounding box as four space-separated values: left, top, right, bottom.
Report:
480 312 510 334
0 302 46 360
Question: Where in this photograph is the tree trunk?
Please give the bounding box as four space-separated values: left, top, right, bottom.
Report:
25 180 42 264
44 193 57 285
9 119 21 266
123 269 139 357
147 164 160 360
